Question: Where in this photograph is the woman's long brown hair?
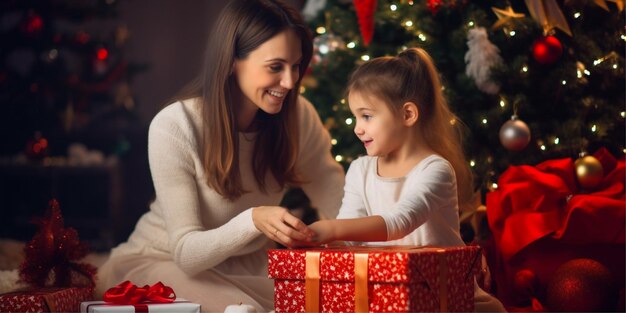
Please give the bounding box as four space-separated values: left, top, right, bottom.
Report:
175 0 312 200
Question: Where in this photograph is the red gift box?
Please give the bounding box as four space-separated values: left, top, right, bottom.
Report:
0 287 93 313
268 246 480 313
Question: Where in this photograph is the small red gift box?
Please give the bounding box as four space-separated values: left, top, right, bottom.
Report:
268 246 480 313
0 287 93 313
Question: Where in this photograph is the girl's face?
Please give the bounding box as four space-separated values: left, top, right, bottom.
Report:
348 91 407 157
233 29 302 117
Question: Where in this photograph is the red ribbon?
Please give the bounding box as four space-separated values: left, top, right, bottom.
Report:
103 281 176 304
486 147 625 262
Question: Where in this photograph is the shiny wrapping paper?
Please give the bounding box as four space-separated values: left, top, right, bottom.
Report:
268 246 480 313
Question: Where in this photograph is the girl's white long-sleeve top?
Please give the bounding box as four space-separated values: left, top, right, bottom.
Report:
336 154 465 247
113 96 345 275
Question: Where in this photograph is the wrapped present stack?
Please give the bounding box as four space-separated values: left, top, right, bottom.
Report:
268 245 481 313
0 199 96 312
485 147 625 312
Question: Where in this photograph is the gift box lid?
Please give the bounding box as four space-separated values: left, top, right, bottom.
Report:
268 245 481 285
80 298 200 313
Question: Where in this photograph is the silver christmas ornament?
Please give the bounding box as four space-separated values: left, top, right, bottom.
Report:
499 115 531 151
313 33 345 63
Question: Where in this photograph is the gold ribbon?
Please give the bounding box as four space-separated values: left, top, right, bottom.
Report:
524 0 572 36
305 251 370 313
437 249 449 312
354 253 369 313
305 251 321 313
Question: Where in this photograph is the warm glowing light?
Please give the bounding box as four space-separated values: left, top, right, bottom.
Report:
522 66 528 72
331 139 338 145
620 111 625 118
574 12 581 18
482 118 488 124
316 27 326 34
390 4 397 11
554 137 560 144
340 98 346 104
345 118 353 125
405 20 414 27
509 31 516 36
418 33 427 41
499 100 505 107
591 124 597 132
468 21 474 27
540 145 546 151
562 80 567 85
347 41 356 49
470 160 476 167
335 155 343 162
491 183 498 189
361 55 370 61
96 48 108 60
299 86 306 94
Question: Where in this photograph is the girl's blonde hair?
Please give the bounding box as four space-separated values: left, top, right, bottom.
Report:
347 47 473 206
175 0 312 200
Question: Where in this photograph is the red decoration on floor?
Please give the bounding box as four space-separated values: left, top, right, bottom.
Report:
353 0 377 46
531 35 563 65
19 199 96 288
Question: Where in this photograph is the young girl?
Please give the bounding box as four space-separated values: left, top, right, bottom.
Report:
302 47 505 312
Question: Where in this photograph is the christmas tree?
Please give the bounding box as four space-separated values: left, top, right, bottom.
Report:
302 0 624 200
0 0 143 158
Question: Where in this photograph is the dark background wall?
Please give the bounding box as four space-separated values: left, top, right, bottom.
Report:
0 0 306 250
118 0 220 122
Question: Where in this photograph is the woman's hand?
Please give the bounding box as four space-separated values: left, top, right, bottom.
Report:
292 220 336 247
252 206 314 248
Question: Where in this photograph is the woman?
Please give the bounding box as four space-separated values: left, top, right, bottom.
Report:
95 0 345 311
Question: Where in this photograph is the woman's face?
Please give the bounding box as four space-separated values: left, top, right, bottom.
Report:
233 28 302 117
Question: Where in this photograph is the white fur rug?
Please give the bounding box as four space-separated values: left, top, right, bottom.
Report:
0 238 109 294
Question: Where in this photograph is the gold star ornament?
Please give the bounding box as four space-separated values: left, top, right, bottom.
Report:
492 6 526 31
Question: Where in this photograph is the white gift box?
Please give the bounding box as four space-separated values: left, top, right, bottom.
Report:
80 298 200 313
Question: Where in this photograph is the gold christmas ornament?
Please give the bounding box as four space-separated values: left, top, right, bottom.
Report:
491 6 526 31
575 155 604 189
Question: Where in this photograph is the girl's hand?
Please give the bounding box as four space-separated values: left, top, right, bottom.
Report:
252 206 314 248
293 220 336 247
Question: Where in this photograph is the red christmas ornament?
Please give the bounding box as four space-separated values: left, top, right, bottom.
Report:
545 259 618 312
427 0 461 14
21 12 44 35
513 269 538 305
532 35 563 65
353 0 377 46
427 0 443 13
25 132 49 160
19 199 96 288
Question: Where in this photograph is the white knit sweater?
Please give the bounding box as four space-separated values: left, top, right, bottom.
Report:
113 96 345 275
336 155 465 247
